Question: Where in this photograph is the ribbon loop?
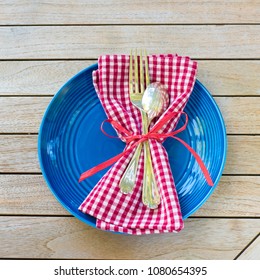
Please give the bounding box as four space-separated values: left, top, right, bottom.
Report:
79 112 214 187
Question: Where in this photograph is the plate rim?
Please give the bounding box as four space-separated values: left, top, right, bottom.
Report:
181 80 227 219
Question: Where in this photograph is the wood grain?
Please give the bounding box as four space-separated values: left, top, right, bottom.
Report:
0 97 259 134
1 0 259 25
0 175 259 217
0 175 67 215
225 136 260 174
0 97 48 133
0 25 259 59
0 61 93 96
194 176 260 217
237 235 260 260
0 60 259 96
1 135 260 174
215 97 260 134
0 217 259 259
0 135 39 173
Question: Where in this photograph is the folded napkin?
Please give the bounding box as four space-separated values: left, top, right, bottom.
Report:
79 54 198 234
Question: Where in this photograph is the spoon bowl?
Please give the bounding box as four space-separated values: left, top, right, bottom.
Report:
142 82 169 122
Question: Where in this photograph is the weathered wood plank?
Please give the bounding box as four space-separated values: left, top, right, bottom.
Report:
0 175 259 217
0 97 259 134
225 136 260 174
198 61 260 97
195 176 260 217
0 175 67 215
0 97 47 133
237 235 260 260
0 217 259 259
1 135 259 175
0 60 259 96
0 135 39 173
0 61 93 96
0 26 259 59
215 97 260 134
0 0 259 25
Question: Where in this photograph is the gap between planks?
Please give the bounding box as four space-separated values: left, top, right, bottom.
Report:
1 23 260 27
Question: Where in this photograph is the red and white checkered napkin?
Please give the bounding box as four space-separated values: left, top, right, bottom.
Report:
79 54 197 235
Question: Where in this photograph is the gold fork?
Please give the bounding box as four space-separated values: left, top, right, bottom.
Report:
119 50 160 209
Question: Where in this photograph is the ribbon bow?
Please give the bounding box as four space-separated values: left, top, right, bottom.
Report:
79 111 214 186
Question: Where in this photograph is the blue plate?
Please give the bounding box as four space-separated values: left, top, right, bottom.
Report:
38 64 227 228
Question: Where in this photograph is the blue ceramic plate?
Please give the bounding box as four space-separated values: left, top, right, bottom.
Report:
38 64 227 228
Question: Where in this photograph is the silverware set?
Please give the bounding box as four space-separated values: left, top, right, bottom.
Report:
119 50 169 209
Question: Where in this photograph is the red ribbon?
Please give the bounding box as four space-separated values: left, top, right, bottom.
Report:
79 112 214 186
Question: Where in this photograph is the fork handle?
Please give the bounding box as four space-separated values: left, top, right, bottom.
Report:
119 111 160 208
119 108 148 194
119 107 148 193
119 143 143 194
119 109 147 194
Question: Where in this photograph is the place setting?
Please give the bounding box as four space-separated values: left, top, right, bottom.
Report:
38 50 227 235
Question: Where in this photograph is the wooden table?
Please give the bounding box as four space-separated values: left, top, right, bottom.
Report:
0 1 259 260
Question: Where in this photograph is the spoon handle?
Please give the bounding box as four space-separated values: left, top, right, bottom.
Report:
142 140 160 209
141 111 160 209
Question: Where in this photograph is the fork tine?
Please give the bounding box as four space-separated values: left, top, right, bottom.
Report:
144 49 150 87
129 49 133 94
134 49 139 93
140 50 144 93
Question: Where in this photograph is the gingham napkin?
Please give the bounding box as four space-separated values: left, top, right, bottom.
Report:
79 54 197 234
